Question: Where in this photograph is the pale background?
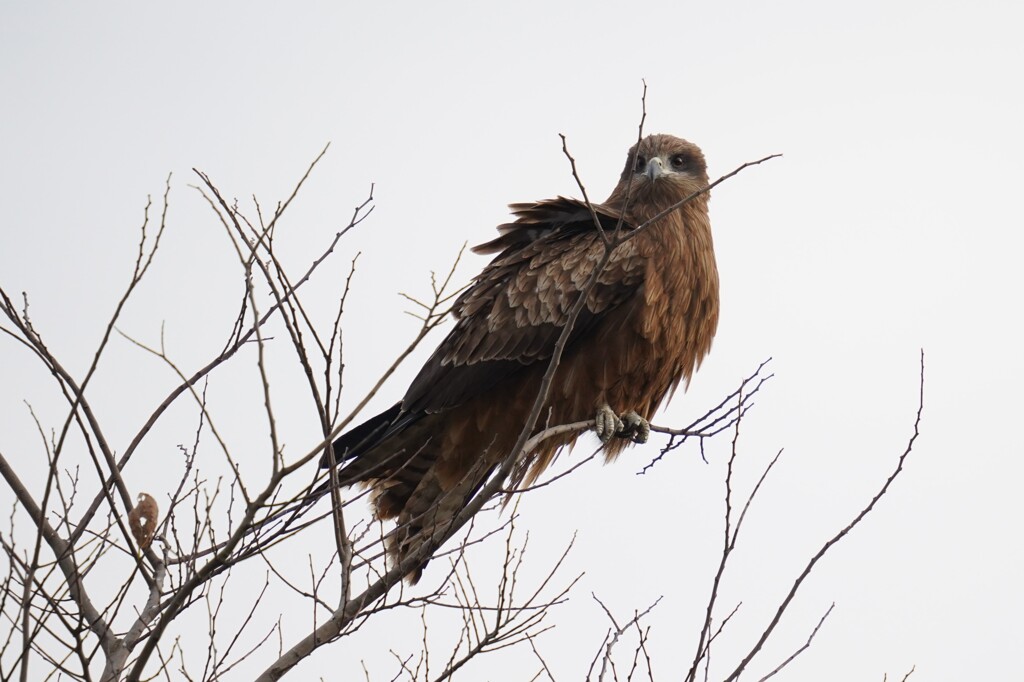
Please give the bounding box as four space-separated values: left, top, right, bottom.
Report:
1 1 1022 679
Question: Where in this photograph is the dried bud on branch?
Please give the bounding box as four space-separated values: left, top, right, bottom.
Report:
128 492 159 549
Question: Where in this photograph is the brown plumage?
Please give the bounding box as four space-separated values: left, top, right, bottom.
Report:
327 134 719 580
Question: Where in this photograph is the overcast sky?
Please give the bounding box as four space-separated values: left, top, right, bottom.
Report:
2 1 1022 680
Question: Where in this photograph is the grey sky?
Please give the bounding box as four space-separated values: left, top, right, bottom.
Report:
2 1 1022 679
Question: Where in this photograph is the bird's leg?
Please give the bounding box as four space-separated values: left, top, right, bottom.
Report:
594 403 624 443
616 411 650 444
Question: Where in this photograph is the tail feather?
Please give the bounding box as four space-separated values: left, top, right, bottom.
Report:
323 405 500 583
384 456 497 583
322 402 402 469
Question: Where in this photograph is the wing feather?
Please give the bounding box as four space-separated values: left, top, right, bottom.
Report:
402 198 643 415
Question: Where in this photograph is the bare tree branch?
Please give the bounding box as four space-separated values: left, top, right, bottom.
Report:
722 351 926 682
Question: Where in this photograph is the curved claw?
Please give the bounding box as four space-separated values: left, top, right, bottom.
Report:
617 411 650 444
594 404 624 443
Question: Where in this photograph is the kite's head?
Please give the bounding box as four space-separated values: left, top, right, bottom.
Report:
612 134 709 209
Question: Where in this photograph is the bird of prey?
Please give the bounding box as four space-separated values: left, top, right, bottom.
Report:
326 134 719 580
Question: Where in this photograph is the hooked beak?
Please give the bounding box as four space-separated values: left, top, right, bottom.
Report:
645 156 665 181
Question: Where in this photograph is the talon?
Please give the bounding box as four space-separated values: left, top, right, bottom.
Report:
594 404 623 443
617 411 650 444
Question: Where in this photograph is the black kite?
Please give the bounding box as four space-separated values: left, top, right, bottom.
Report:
326 134 719 579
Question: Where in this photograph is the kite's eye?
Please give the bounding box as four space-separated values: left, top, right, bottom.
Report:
670 154 689 169
633 155 646 173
